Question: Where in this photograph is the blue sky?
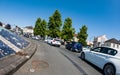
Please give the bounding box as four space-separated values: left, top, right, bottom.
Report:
0 0 120 41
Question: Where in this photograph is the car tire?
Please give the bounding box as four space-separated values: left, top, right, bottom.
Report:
103 64 115 75
81 52 85 60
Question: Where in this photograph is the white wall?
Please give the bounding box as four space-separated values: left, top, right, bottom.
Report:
104 42 120 49
23 28 33 34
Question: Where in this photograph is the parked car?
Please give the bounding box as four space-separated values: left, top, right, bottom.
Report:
65 42 82 52
47 38 53 44
31 36 39 40
47 38 61 47
51 39 61 47
80 46 120 75
60 40 65 45
44 39 48 43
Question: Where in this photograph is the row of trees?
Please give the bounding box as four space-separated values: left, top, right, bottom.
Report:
34 10 88 46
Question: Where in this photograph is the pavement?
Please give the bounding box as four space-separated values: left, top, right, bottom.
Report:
0 39 37 75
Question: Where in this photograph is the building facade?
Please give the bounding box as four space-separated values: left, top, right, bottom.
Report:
23 26 34 37
73 34 78 42
93 35 108 47
104 38 120 49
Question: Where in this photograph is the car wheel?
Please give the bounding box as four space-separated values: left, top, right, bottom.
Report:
81 52 85 60
103 64 115 75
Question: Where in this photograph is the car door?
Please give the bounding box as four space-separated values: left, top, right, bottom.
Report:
88 47 103 65
90 47 108 68
91 47 117 69
83 47 99 63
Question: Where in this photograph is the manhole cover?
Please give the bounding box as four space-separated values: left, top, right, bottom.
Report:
30 68 35 72
31 60 49 71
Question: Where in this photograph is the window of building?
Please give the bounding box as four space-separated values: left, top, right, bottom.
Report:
113 43 115 48
117 44 119 48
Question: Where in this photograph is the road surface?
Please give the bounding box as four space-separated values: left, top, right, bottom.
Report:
13 40 102 75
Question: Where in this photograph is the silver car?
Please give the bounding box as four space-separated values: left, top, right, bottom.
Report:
80 46 120 75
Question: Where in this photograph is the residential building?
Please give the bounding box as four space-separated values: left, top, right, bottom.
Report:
73 34 78 42
87 41 93 47
12 26 23 35
104 38 120 49
23 26 34 37
93 35 108 47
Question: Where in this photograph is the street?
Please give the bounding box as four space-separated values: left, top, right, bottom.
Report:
13 40 103 75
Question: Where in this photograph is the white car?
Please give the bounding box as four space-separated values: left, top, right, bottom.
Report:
80 46 120 75
32 36 39 40
47 38 53 44
47 38 61 47
51 39 61 47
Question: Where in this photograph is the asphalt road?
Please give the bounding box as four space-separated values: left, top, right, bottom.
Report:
13 40 103 75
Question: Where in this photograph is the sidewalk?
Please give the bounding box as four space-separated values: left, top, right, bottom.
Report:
0 39 37 75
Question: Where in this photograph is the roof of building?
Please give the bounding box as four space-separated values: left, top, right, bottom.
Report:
25 26 33 29
105 38 120 45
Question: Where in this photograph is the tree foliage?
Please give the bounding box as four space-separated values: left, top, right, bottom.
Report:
34 18 41 36
41 20 47 37
48 10 62 38
61 18 75 41
34 18 47 37
78 25 88 46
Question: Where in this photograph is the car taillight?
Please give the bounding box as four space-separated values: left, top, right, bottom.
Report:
53 40 55 42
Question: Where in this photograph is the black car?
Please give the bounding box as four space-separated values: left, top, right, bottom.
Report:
65 42 82 52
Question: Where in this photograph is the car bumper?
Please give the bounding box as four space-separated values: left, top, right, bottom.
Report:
52 43 61 46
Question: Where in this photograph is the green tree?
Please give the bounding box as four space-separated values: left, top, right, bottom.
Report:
78 25 88 46
48 16 55 37
34 18 41 36
48 10 62 38
61 17 75 41
41 19 47 37
34 18 47 38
